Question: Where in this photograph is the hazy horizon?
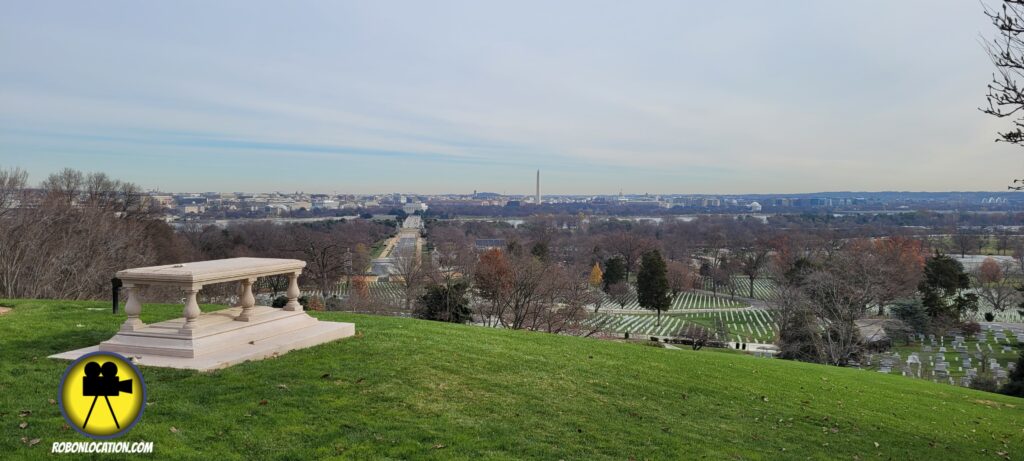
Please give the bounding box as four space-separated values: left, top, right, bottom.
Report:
3 1 1023 195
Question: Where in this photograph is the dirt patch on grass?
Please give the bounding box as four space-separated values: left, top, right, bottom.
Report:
0 307 10 315
973 399 1016 409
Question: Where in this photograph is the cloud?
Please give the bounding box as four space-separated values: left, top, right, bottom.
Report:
0 1 1019 194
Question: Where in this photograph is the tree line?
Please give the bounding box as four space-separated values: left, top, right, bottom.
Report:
0 167 392 302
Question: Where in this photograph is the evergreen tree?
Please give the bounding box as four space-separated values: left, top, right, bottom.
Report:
636 250 671 326
919 253 978 321
1000 349 1024 397
890 298 931 334
602 256 626 292
530 241 549 261
414 281 472 323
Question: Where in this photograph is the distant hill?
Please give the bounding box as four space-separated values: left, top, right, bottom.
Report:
1 299 1022 459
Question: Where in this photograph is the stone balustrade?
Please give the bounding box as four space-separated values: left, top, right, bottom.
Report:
115 257 306 336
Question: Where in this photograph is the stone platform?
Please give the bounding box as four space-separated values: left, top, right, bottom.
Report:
51 306 354 371
51 258 355 371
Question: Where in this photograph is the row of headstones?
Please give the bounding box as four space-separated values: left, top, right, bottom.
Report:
876 329 1019 384
922 329 1021 346
933 359 1013 381
922 343 1011 354
876 350 1016 378
980 324 1024 341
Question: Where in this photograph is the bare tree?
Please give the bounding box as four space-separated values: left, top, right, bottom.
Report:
738 244 770 299
392 245 428 310
952 228 980 258
606 281 633 309
602 231 655 280
847 237 925 316
983 0 1024 187
996 230 1012 255
0 167 28 218
973 257 1021 314
289 227 350 296
767 242 873 366
474 248 512 327
804 265 871 366
533 264 599 335
0 167 160 300
666 259 697 297
500 253 555 330
40 167 84 207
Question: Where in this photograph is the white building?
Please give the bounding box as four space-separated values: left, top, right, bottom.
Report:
312 198 339 210
403 202 428 214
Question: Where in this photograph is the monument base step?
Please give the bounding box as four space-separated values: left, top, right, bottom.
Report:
97 306 323 358
50 308 355 371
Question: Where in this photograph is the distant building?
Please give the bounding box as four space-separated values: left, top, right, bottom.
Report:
749 201 762 212
312 198 339 210
701 198 720 207
176 196 207 214
149 195 176 208
475 239 506 251
629 199 669 208
178 204 205 214
403 202 428 214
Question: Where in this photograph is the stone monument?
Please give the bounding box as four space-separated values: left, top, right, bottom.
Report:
51 258 355 371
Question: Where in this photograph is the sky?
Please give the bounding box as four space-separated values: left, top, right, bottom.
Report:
1 1 1022 195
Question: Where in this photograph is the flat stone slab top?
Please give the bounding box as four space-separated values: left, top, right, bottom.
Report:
116 257 305 285
50 257 355 371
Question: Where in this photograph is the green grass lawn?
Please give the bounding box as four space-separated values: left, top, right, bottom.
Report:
702 276 778 301
591 310 778 343
369 240 387 259
599 290 750 310
2 299 1023 460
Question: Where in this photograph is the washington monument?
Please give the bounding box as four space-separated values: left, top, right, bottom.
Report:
535 170 541 205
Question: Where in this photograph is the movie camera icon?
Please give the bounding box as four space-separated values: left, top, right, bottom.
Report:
81 361 133 429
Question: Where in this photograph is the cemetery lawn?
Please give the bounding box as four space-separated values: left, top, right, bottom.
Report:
2 300 1023 460
591 310 778 343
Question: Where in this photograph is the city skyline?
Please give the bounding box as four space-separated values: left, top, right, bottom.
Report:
2 1 1023 194
6 166 1024 197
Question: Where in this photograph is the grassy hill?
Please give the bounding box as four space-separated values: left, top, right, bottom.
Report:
1 299 1022 460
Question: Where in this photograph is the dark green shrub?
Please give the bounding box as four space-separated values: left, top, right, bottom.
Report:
414 281 472 323
970 373 999 393
1000 350 1024 398
325 296 344 311
271 296 308 308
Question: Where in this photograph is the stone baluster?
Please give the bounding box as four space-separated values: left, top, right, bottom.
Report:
120 285 145 332
180 287 202 333
284 271 302 311
235 281 245 307
236 278 257 321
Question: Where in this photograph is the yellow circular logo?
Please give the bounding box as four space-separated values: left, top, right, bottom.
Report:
58 351 146 439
